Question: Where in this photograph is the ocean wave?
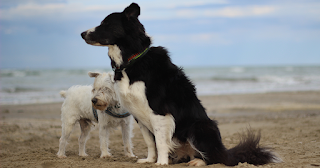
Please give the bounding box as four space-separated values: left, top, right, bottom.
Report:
0 91 64 105
207 75 320 85
1 66 319 105
1 69 41 77
1 87 43 93
1 68 112 78
210 77 258 82
257 75 320 85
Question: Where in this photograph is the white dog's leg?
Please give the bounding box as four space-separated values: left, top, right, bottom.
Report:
57 122 76 158
78 119 91 157
121 117 135 157
151 114 175 165
137 122 157 163
99 124 112 158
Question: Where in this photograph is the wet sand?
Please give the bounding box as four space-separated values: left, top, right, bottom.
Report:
1 91 320 168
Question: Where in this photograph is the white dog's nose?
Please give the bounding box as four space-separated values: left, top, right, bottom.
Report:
92 98 97 104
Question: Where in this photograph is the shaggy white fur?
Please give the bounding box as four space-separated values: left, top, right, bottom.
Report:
57 72 135 159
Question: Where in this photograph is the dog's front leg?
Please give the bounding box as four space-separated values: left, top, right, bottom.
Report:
121 116 135 157
151 114 175 165
99 123 112 158
137 121 157 164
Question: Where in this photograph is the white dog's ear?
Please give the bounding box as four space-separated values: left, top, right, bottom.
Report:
88 72 100 78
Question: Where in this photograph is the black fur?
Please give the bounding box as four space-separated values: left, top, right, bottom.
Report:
81 3 280 166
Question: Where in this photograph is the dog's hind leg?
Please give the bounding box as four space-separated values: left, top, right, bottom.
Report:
137 121 157 164
57 121 76 158
121 117 135 157
187 120 228 166
78 119 92 157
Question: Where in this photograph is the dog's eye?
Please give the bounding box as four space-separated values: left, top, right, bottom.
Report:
92 89 95 92
104 88 111 93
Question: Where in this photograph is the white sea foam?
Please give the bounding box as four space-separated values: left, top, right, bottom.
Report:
1 66 320 105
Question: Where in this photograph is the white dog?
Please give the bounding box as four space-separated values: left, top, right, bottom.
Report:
57 72 135 159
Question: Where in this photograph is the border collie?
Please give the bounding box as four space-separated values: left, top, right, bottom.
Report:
81 3 281 166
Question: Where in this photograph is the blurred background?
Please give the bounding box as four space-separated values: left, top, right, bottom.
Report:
1 0 320 105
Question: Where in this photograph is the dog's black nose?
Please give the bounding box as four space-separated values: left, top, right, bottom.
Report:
91 98 97 104
81 32 86 39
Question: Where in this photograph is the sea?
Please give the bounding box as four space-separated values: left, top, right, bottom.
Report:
1 65 320 105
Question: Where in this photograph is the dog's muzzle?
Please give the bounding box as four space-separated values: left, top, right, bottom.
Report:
81 31 103 46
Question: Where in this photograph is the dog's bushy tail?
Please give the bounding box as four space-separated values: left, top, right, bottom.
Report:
59 90 67 98
225 130 282 166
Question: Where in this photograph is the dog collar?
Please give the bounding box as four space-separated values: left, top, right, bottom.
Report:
105 106 131 118
112 47 150 72
92 104 131 120
128 47 150 63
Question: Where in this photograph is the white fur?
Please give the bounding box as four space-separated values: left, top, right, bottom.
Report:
136 122 157 163
57 73 135 159
114 70 176 165
107 45 123 68
152 114 176 165
90 72 117 111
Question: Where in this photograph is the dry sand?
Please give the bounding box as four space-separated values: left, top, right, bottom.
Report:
1 91 320 168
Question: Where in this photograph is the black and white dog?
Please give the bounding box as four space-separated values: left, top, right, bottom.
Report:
81 3 281 166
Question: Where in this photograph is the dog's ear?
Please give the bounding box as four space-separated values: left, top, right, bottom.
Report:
88 72 100 78
123 3 140 19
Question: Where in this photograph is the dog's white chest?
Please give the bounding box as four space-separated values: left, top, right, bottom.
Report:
115 71 154 131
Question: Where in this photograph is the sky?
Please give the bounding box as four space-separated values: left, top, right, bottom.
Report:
1 0 320 69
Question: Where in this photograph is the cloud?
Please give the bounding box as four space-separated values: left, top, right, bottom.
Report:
143 0 228 9
0 0 273 22
0 1 127 35
1 3 65 20
175 5 276 19
0 2 125 21
2 0 320 22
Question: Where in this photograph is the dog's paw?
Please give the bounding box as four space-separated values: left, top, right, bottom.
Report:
79 153 89 157
57 154 67 158
137 158 156 164
188 158 207 166
155 162 168 166
125 152 136 158
100 153 112 158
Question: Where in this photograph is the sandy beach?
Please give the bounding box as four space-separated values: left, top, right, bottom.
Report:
1 91 320 168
